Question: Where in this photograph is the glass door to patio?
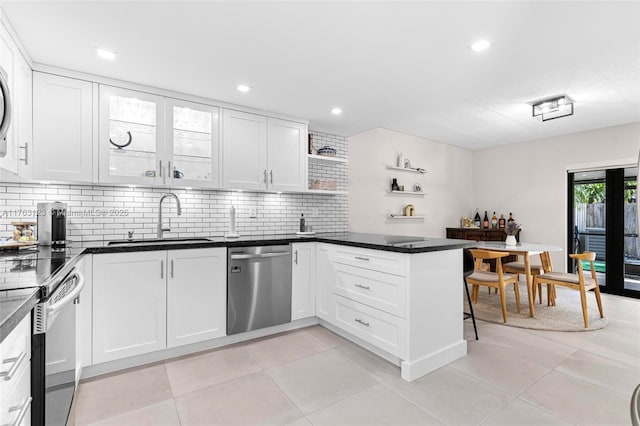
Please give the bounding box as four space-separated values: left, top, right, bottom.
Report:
568 167 639 298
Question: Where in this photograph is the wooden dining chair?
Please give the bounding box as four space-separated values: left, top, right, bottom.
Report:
504 251 553 304
533 251 604 328
467 249 520 323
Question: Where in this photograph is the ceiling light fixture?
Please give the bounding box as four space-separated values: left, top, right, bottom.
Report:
96 48 117 60
331 107 342 115
471 39 491 52
532 95 574 121
237 84 251 93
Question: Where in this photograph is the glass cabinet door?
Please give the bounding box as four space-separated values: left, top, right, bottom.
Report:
99 86 165 185
166 99 219 187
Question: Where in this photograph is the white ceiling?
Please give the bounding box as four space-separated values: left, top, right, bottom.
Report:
3 1 640 149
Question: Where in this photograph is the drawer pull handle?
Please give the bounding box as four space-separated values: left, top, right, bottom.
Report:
354 318 370 327
0 351 26 381
8 396 32 426
354 256 370 261
355 284 371 290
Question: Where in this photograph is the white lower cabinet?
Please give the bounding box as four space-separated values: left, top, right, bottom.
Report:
332 294 405 358
92 248 226 364
316 244 335 321
0 313 31 426
291 243 316 320
167 248 226 348
317 244 467 382
75 254 93 380
93 251 167 364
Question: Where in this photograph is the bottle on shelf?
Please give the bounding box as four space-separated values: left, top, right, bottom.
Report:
473 209 481 228
491 211 498 229
391 178 400 191
508 212 515 223
482 211 489 229
498 213 506 229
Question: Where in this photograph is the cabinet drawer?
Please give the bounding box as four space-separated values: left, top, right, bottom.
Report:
0 355 31 426
333 295 405 358
333 264 406 318
0 313 30 398
330 246 407 277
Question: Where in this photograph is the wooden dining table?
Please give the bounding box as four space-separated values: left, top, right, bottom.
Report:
472 242 562 317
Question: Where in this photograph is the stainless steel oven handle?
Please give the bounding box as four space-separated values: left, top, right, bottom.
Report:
230 252 290 260
46 271 85 317
8 396 32 426
0 351 26 381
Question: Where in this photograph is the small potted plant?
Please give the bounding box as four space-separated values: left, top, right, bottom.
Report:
505 221 520 246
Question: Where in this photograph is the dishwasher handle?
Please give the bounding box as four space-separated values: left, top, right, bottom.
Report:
230 251 290 260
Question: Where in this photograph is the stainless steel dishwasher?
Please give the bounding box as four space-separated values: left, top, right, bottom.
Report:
227 245 292 335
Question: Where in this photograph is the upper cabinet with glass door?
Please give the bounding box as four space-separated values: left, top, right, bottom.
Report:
99 85 165 185
166 99 219 188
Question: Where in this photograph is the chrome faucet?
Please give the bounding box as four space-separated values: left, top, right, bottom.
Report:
157 193 182 239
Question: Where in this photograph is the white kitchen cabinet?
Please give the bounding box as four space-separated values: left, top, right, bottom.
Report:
98 85 166 186
0 21 31 176
221 109 308 192
267 118 307 192
75 254 93 381
167 248 226 348
99 87 222 188
165 98 220 188
221 109 268 190
315 243 335 321
92 251 167 364
92 248 227 363
291 243 316 320
33 72 93 182
0 313 31 426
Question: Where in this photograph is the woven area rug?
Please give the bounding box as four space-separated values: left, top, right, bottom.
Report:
466 282 608 331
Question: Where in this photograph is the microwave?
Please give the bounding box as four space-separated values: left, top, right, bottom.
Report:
0 65 12 158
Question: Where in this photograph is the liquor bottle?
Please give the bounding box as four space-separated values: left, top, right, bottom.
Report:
473 209 481 228
498 213 506 229
482 211 489 229
508 212 515 223
491 211 498 229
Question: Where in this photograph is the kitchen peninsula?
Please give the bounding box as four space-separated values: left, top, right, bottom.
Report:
0 233 471 382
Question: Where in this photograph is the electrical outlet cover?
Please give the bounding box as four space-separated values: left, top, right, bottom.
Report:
249 206 257 218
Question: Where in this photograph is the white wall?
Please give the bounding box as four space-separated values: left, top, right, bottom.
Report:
472 122 640 271
348 128 473 238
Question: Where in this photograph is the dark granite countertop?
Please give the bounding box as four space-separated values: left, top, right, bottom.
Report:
72 232 471 255
0 232 471 343
0 288 40 343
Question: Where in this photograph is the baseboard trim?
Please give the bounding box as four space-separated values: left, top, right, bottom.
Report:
81 317 319 380
400 340 467 382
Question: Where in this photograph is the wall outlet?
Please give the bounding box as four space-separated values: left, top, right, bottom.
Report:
249 206 258 218
312 208 319 217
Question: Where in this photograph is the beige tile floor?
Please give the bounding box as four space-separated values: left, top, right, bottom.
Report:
74 291 639 426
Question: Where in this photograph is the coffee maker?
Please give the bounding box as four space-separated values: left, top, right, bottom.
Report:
37 201 67 247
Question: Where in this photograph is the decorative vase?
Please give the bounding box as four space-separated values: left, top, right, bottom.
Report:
505 235 517 246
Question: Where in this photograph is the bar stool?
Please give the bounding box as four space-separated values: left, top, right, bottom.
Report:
463 248 478 340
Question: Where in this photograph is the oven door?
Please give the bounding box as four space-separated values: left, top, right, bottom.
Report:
32 269 85 426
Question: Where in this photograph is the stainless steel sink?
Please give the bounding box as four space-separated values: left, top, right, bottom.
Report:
107 237 212 246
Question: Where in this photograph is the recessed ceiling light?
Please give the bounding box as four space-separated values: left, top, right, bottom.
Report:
96 48 117 60
331 107 342 115
237 84 251 93
471 39 491 52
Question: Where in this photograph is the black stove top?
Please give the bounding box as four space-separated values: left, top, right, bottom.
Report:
0 249 74 292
